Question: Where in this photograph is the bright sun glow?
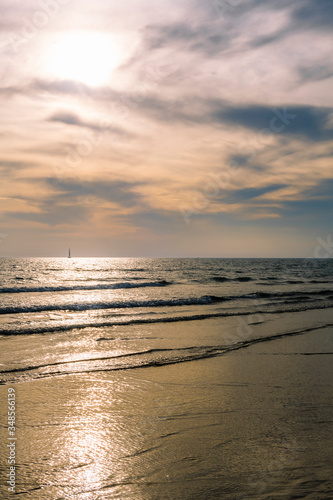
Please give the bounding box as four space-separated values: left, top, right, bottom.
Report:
49 32 123 86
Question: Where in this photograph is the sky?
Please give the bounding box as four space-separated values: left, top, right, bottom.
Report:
0 0 332 257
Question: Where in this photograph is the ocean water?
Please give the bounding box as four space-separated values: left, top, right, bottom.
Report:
1 258 333 499
0 257 333 384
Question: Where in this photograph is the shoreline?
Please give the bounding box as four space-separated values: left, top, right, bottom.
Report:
1 320 332 499
0 308 333 386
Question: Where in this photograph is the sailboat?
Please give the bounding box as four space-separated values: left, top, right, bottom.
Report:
68 248 71 258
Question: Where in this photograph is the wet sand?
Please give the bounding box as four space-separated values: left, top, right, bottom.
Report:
1 322 332 499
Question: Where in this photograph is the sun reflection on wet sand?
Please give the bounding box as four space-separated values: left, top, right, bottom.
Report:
1 324 332 499
13 371 161 498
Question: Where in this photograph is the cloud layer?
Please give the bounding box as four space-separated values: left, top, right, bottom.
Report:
0 0 332 256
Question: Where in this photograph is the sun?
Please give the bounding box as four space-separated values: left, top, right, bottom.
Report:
48 32 123 86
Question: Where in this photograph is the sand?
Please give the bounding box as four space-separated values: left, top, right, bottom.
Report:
0 322 332 499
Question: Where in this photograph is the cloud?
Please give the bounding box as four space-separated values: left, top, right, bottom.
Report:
33 78 91 95
124 97 333 143
292 0 333 30
48 110 132 136
46 178 144 208
302 178 333 201
0 79 89 98
49 111 95 128
225 184 288 203
0 0 332 255
143 22 230 57
212 104 333 141
6 177 146 227
249 1 333 48
0 159 33 173
8 204 89 227
298 64 333 83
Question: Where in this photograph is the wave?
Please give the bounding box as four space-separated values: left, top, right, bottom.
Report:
0 295 224 315
0 280 172 294
210 275 329 284
285 280 305 284
280 279 331 284
309 279 331 284
1 302 332 337
1 321 332 384
253 278 332 285
1 289 332 317
211 276 253 282
248 289 333 299
75 268 147 272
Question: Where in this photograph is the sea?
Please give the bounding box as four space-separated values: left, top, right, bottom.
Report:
0 257 333 385
1 258 333 499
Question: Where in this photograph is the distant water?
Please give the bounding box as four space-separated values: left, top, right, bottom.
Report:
1 257 333 384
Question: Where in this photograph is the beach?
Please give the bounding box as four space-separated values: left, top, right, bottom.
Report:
1 0 332 496
1 310 332 499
